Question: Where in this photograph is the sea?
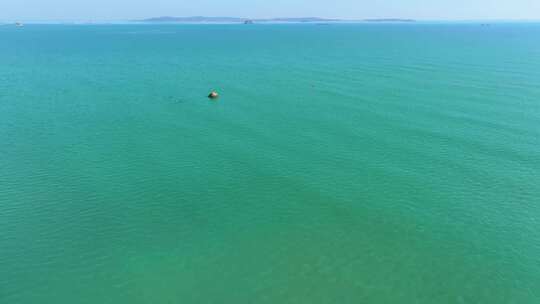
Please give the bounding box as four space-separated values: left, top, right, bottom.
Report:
1 23 539 303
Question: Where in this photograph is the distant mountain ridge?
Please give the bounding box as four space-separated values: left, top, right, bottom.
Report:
137 16 415 23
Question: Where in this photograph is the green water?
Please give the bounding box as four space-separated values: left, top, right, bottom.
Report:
1 23 539 303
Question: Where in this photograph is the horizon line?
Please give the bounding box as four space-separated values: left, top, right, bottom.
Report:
2 16 540 23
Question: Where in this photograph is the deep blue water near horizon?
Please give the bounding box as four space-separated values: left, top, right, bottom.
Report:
1 23 540 303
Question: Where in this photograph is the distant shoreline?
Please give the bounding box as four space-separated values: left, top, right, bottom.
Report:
4 19 540 25
134 16 416 24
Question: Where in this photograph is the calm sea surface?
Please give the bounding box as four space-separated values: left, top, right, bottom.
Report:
1 23 539 303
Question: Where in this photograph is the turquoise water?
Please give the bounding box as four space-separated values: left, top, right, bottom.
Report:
1 23 539 303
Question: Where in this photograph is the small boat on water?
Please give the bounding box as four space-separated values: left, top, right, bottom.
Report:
15 22 24 27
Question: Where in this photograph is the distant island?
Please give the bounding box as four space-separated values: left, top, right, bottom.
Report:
136 16 415 23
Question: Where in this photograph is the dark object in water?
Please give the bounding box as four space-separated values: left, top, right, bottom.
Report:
208 91 219 99
244 20 254 24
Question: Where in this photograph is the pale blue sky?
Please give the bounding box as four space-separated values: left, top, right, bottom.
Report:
2 0 540 21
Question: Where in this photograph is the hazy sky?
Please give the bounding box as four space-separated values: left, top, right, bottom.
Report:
2 0 540 21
